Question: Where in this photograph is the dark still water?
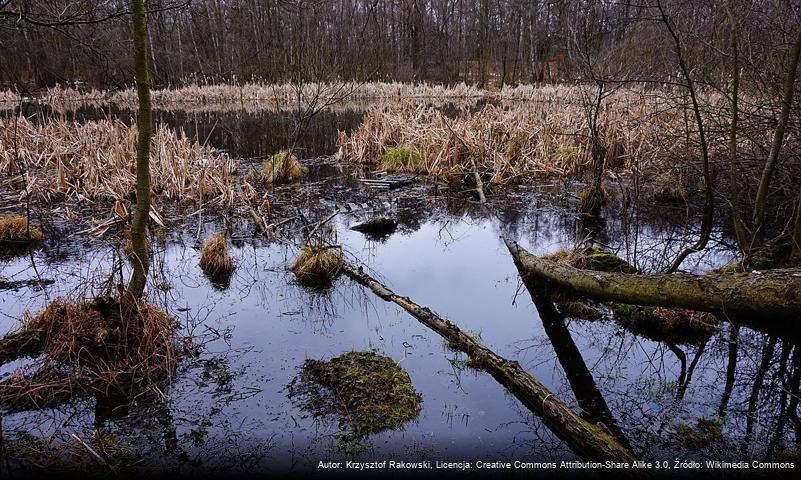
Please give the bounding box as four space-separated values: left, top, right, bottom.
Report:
0 106 797 476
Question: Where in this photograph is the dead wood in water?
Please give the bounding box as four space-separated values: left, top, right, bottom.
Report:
341 261 637 464
504 238 801 322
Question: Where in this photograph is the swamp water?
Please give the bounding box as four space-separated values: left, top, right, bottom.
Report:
0 107 797 475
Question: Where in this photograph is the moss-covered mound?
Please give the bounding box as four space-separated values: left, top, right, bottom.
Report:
673 417 723 449
380 146 424 173
546 246 636 273
612 303 720 345
584 246 637 273
290 351 421 441
543 246 635 321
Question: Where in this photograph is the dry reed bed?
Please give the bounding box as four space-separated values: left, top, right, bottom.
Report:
336 96 680 181
0 116 237 205
0 82 661 112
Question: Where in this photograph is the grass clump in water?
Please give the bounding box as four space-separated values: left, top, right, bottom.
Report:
0 297 177 410
200 233 235 289
0 216 42 243
290 351 421 444
380 146 424 173
291 244 342 289
262 150 307 184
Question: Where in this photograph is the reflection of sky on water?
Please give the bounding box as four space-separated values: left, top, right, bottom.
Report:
0 196 792 474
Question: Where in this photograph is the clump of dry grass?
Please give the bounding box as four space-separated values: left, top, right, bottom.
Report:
0 116 237 205
579 184 611 214
200 233 235 278
291 244 342 288
0 215 42 243
261 150 307 184
0 297 177 409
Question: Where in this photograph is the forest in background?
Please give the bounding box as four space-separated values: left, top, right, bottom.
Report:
1 0 800 91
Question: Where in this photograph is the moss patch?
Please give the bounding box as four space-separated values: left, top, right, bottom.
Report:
380 146 424 173
585 246 636 273
289 351 421 446
545 246 635 273
674 417 723 448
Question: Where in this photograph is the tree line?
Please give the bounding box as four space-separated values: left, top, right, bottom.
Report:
0 0 796 92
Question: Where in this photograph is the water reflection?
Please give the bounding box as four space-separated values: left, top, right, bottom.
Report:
1 112 799 474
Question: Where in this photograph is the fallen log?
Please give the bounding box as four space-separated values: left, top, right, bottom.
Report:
341 262 637 464
504 238 801 321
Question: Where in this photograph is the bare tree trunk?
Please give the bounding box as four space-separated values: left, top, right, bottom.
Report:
720 0 748 252
126 0 153 301
657 0 715 273
792 188 801 263
752 29 801 241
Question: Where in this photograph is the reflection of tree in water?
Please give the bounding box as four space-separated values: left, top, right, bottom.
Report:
514 302 801 460
524 283 632 452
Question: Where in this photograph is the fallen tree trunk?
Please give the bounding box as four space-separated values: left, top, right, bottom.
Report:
504 238 801 320
341 262 637 464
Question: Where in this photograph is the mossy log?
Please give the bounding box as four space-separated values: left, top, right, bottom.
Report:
341 262 637 464
504 238 801 321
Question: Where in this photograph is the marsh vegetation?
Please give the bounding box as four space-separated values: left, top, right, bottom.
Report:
1 0 800 477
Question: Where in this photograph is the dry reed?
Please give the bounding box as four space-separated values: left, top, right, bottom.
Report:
335 96 685 182
0 116 237 205
0 215 42 242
